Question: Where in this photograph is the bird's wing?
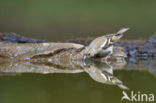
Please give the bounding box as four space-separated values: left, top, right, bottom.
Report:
100 38 108 48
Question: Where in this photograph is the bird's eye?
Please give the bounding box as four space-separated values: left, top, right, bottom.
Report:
86 53 91 56
88 53 91 56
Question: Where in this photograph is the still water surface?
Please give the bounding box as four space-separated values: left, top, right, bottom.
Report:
0 40 156 103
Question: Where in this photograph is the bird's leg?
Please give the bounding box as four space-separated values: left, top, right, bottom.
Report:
108 38 113 45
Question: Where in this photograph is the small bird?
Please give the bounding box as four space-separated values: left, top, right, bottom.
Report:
86 28 129 57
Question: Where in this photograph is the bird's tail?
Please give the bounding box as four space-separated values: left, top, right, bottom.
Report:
117 28 130 35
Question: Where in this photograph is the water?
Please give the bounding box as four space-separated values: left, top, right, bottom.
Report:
0 69 155 103
0 34 156 103
0 57 156 103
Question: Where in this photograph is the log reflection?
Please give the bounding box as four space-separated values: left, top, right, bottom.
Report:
0 58 128 90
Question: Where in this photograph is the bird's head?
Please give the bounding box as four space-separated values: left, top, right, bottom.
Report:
111 33 123 42
85 48 95 57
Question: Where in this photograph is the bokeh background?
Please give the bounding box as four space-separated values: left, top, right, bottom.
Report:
0 0 156 41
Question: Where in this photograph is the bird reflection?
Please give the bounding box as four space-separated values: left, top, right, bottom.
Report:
84 60 128 90
0 57 128 90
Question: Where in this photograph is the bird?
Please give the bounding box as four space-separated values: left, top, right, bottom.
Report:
85 28 129 58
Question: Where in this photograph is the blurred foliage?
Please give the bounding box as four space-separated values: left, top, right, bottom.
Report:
0 0 156 41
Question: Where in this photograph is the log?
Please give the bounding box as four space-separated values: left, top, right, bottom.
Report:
1 32 156 58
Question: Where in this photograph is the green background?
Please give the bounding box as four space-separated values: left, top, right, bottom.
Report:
0 0 156 41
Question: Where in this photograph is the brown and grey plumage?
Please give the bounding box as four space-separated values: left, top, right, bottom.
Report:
85 28 129 57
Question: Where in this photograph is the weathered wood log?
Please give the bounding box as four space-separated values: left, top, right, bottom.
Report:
0 32 127 61
1 32 156 58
